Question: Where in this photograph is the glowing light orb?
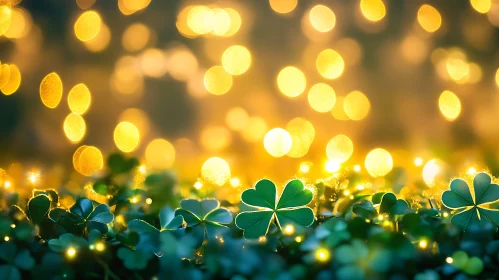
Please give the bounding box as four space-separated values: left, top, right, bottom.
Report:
277 66 306 97
204 65 233 95
422 159 444 187
201 157 231 186
438 90 461 121
68 83 91 115
269 0 297 14
187 6 214 35
122 23 150 52
0 64 10 89
222 45 251 75
360 0 386 22
315 248 331 261
40 72 63 109
113 122 140 153
78 146 104 176
308 83 337 113
326 135 354 163
145 139 175 169
224 8 241 36
470 0 491 14
343 90 370 120
417 4 442 33
309 5 336 32
264 128 293 157
211 8 231 36
225 107 249 131
316 49 344 80
1 64 20 96
63 113 86 143
73 145 88 174
365 148 393 177
84 23 110 52
74 11 102 42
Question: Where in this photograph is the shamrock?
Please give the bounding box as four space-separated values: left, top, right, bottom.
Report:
442 172 499 230
117 247 154 270
0 242 35 280
47 233 88 253
49 198 114 235
353 192 409 219
174 199 233 239
235 179 315 239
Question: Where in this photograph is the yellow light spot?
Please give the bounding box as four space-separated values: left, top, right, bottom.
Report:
66 247 77 258
39 72 63 109
204 65 233 95
443 212 449 218
299 162 311 173
438 90 461 121
343 90 371 121
470 0 491 14
0 64 11 89
63 113 86 143
269 0 297 14
139 48 167 78
354 165 361 172
446 54 469 81
74 11 102 42
264 128 293 157
360 0 386 22
419 240 428 249
139 165 146 174
77 0 96 10
365 148 393 177
422 159 443 187
417 5 442 33
283 224 295 235
414 158 424 167
145 198 152 205
28 171 39 184
495 68 499 87
73 145 88 174
446 257 453 264
121 0 151 14
315 248 330 262
78 146 104 176
356 185 365 190
84 23 110 52
10 224 15 228
130 196 138 204
211 8 231 36
326 135 354 163
200 126 232 152
331 97 350 120
4 236 9 242
201 157 231 186
119 108 150 139
378 214 384 220
242 117 267 143
308 83 337 113
1 64 21 96
0 4 12 24
4 8 32 39
343 190 350 196
114 122 140 153
95 242 105 252
325 160 341 173
230 177 241 187
187 6 214 35
145 139 175 170
286 118 315 152
194 181 203 189
467 167 477 175
258 236 267 243
316 49 344 80
222 45 251 76
225 107 249 131
4 180 11 189
122 23 150 52
224 8 241 36
295 236 302 242
68 83 91 115
115 215 124 224
309 5 336 32
277 66 306 97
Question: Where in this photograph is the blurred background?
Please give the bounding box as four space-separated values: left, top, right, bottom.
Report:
1 0 499 192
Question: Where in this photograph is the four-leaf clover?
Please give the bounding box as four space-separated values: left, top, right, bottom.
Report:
235 179 315 239
442 172 499 230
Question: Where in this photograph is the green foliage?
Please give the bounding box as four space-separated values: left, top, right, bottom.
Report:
175 199 232 239
442 172 499 229
235 179 314 239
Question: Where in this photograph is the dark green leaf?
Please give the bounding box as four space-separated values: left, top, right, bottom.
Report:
204 208 232 224
235 211 274 239
276 179 313 209
352 200 376 219
241 179 277 209
0 265 21 280
14 249 34 270
275 208 315 228
70 198 93 218
128 219 159 233
87 204 114 224
27 194 51 225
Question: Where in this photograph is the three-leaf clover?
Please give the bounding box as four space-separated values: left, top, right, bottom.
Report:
442 172 499 230
235 179 315 239
49 198 114 234
174 199 233 239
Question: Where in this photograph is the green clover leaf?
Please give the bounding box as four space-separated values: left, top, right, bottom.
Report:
128 206 186 233
442 172 499 230
117 247 154 270
174 199 232 239
235 179 315 239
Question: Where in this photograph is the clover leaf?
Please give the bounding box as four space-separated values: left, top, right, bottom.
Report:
235 179 315 239
174 199 232 240
117 247 154 270
49 198 114 235
442 172 499 230
47 233 88 253
0 242 35 280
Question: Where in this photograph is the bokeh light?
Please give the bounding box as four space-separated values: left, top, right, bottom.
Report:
1 64 20 96
264 128 293 157
225 107 249 132
74 10 102 42
40 72 63 109
417 4 442 33
78 146 104 176
113 122 140 153
360 0 386 22
122 23 150 52
365 148 393 177
145 139 175 170
308 83 336 113
326 135 354 163
309 5 336 32
201 157 231 186
222 45 251 76
269 0 297 14
68 83 91 115
438 90 461 121
277 66 307 97
204 65 233 95
63 113 86 143
316 49 344 79
470 0 491 14
343 91 371 120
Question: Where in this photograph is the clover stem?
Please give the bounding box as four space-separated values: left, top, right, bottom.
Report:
95 256 121 280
